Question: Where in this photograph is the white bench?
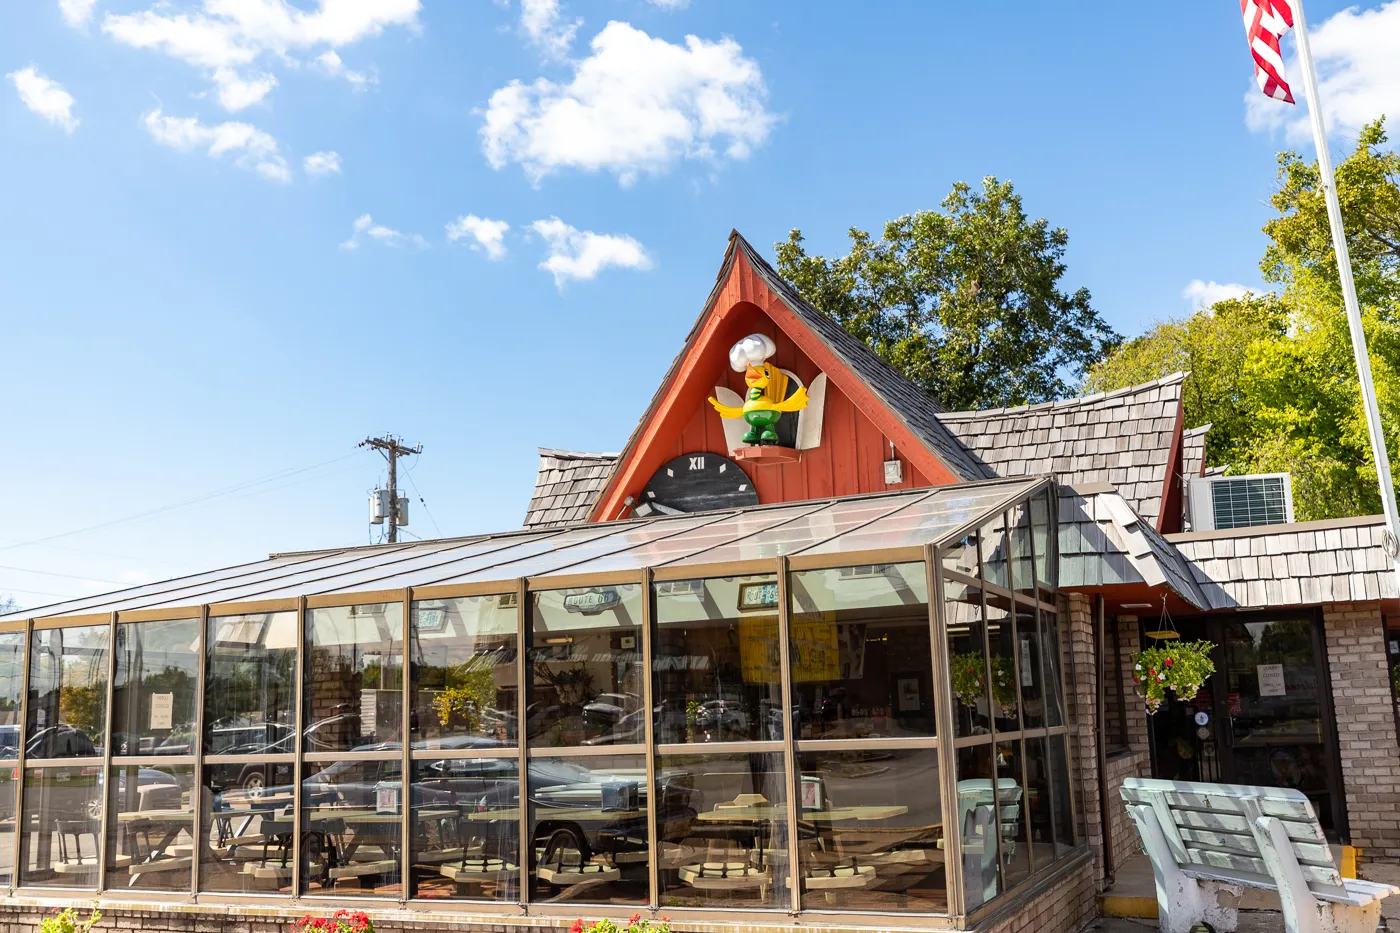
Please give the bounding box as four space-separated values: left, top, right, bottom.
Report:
1122 777 1399 933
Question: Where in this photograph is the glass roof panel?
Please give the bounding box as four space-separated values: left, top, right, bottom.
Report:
429 512 748 583
671 494 929 566
798 480 1041 556
14 480 1047 618
259 525 623 596
553 502 826 575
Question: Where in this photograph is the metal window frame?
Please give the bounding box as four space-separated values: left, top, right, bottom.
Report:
4 477 1086 923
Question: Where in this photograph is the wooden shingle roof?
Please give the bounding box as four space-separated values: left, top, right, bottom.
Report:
937 373 1186 530
522 449 619 529
1168 516 1398 608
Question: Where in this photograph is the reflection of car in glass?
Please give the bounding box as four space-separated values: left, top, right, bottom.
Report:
86 766 186 819
696 699 748 735
24 724 98 759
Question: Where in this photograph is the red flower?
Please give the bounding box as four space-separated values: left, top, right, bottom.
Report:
570 920 584 933
1165 658 1174 667
661 917 670 923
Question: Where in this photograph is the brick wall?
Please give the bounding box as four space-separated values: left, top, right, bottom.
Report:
1102 615 1149 877
1059 594 1102 887
1323 602 1400 858
981 854 1097 933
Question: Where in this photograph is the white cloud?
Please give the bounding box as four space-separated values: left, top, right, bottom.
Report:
447 214 510 259
7 67 79 133
1245 1 1400 142
102 0 418 111
59 0 98 28
341 213 428 250
481 20 776 186
142 107 290 182
314 50 376 89
529 216 651 287
519 0 579 61
1184 280 1251 310
303 150 341 175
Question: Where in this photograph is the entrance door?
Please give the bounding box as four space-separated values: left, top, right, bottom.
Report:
1148 612 1345 839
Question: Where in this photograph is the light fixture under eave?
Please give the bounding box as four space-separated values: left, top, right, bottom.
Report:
1120 603 1154 609
544 636 574 645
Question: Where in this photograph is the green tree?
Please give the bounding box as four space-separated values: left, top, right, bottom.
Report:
1087 119 1400 521
776 177 1121 410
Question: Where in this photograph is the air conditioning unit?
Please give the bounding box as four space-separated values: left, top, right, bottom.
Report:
1188 473 1295 532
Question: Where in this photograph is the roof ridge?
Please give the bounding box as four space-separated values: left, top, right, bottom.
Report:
935 370 1189 420
538 448 620 460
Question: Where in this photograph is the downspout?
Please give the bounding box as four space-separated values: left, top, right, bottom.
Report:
1094 593 1115 886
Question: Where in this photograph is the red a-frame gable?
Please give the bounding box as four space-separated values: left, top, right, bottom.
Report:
588 236 969 523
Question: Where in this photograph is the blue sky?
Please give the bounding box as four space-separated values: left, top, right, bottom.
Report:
2 0 1396 608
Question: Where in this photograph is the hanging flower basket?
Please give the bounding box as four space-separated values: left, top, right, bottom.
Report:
1131 640 1215 715
950 652 1019 717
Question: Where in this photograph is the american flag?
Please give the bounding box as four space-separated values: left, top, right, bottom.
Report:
1241 0 1296 104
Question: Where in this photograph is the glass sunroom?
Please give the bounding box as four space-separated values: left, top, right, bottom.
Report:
0 475 1079 928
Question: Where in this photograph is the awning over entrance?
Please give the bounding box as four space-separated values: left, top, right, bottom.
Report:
3 476 1046 622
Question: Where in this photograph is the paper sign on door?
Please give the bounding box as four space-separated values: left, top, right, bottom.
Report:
150 693 174 730
1257 664 1286 697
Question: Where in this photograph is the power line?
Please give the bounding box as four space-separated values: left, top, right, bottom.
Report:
0 450 361 554
0 563 127 585
403 471 444 538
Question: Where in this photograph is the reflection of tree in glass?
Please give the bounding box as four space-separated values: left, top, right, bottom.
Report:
534 662 596 709
213 654 295 724
432 658 498 730
1258 619 1313 662
60 683 102 735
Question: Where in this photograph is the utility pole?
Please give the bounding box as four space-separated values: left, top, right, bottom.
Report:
360 434 422 543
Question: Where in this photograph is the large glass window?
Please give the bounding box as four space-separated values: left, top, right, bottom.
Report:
410 595 518 749
796 748 944 912
409 757 519 901
301 758 403 897
199 761 296 893
943 500 1076 913
205 612 297 756
305 603 404 752
28 625 109 759
946 577 991 738
20 766 102 887
787 564 934 740
528 754 647 905
105 763 194 891
653 575 783 744
0 632 25 888
656 750 788 910
994 741 1029 889
528 587 643 748
112 618 199 757
954 744 1000 912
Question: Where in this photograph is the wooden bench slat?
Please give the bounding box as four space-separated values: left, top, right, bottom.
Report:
1184 848 1340 886
1177 827 1334 866
1122 785 1315 823
1170 807 1326 844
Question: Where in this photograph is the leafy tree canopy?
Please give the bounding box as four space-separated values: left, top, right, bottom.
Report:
776 177 1121 410
1088 119 1400 521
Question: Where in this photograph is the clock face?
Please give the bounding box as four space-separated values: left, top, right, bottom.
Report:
634 453 758 517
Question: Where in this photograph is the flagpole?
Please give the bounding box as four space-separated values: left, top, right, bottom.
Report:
1291 0 1400 582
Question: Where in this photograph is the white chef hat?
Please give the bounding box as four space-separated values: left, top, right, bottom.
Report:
729 333 776 372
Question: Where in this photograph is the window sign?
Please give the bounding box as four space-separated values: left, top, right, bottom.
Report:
1258 663 1286 697
149 693 174 730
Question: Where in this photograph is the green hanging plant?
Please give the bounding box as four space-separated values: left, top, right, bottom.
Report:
1131 640 1215 715
950 652 1018 716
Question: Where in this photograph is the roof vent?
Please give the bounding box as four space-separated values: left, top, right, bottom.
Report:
1188 473 1294 531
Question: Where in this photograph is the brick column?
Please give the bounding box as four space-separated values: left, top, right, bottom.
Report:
1323 602 1400 858
1103 615 1151 876
1060 592 1106 887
